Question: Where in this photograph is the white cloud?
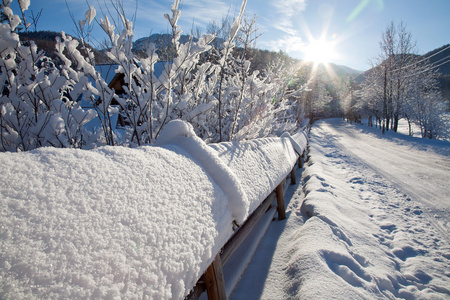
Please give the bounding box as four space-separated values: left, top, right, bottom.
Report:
272 0 307 17
270 0 307 36
179 0 233 27
261 0 307 56
262 34 305 54
273 18 298 36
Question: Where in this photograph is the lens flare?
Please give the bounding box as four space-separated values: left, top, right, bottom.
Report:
303 38 337 65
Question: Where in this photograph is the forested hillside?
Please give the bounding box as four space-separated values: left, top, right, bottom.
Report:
355 44 450 103
423 44 450 99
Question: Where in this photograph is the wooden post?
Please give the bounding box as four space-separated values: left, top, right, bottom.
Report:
276 183 286 220
204 254 226 300
290 167 296 185
298 156 303 168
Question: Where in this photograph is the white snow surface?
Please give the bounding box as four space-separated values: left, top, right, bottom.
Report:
282 131 308 156
0 120 304 299
0 145 232 299
210 136 298 217
157 120 249 225
232 119 450 299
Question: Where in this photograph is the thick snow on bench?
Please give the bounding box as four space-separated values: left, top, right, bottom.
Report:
0 144 235 299
0 120 301 299
210 136 298 217
282 131 308 156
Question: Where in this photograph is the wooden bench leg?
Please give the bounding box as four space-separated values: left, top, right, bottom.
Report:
204 254 226 300
276 183 286 220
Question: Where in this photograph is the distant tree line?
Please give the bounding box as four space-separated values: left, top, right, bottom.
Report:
343 22 448 139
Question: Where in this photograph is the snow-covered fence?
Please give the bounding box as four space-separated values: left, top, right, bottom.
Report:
283 127 309 168
188 125 310 299
0 120 309 300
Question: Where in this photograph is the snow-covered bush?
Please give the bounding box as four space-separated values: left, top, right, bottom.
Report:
0 0 97 151
1 0 304 151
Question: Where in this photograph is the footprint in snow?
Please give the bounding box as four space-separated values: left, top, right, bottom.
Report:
349 177 364 185
380 224 397 233
392 245 427 261
412 207 423 215
315 175 326 182
321 181 330 188
322 250 372 287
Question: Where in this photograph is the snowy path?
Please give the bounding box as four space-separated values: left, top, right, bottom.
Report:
320 119 450 239
231 119 450 299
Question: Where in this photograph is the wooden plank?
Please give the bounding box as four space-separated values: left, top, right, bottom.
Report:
204 254 226 300
292 148 303 169
220 191 277 265
185 278 205 300
276 183 286 220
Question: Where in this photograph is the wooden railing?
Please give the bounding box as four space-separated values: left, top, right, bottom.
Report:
186 138 308 300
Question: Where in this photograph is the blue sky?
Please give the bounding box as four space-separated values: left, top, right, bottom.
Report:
12 0 450 71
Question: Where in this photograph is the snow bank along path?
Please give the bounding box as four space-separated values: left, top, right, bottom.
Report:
0 120 303 299
233 119 449 299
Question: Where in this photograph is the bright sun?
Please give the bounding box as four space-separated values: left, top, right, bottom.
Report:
304 38 336 65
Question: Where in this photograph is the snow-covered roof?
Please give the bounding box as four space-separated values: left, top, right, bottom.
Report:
94 64 120 84
0 120 304 299
77 64 120 109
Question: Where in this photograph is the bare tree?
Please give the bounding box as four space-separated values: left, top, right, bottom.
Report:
359 21 447 138
29 8 43 32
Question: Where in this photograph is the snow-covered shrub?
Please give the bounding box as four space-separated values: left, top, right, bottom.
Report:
86 0 303 145
1 0 305 151
0 1 97 151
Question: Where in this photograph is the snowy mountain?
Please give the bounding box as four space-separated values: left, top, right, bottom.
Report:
309 61 362 78
133 34 206 52
331 63 363 76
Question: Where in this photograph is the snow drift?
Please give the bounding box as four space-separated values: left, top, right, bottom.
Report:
0 145 232 299
0 120 305 299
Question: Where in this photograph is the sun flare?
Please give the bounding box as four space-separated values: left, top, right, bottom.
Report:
304 38 336 65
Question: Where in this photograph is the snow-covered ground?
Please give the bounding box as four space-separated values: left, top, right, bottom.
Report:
232 118 450 299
